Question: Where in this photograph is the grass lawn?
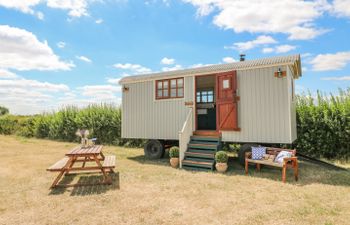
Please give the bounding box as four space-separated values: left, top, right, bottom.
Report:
0 135 349 225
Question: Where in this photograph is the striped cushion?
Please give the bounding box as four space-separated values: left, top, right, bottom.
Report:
251 146 266 160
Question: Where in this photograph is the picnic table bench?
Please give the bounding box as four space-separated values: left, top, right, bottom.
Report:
245 147 298 183
47 145 116 189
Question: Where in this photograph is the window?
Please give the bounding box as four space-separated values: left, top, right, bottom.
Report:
196 90 214 103
223 79 230 89
156 78 184 99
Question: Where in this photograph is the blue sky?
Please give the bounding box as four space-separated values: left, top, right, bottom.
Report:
0 0 350 114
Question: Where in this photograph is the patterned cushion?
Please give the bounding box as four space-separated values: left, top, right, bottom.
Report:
251 146 266 160
275 151 292 164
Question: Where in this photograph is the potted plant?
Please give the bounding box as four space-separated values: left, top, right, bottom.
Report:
215 151 228 173
169 146 179 168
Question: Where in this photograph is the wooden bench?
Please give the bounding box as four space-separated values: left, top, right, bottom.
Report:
47 157 69 172
102 155 116 172
245 147 298 183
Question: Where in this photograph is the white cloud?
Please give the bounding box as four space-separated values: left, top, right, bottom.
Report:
0 0 99 19
46 0 90 17
321 76 350 81
262 48 274 54
113 63 152 74
95 18 103 24
0 69 18 79
161 57 175 65
262 45 297 54
0 78 69 92
0 0 44 19
222 57 236 63
162 64 182 72
183 0 330 40
331 0 350 18
106 78 121 85
76 55 92 63
0 77 71 114
226 35 277 52
0 25 74 71
78 85 121 102
310 52 350 71
57 41 66 48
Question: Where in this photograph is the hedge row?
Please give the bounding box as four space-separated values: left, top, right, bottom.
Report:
0 90 350 159
0 104 145 148
295 89 350 160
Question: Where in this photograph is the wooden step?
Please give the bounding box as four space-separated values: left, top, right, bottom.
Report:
188 143 219 150
184 157 214 163
190 140 220 145
187 148 216 154
193 130 221 137
191 135 221 142
182 159 214 169
184 151 215 159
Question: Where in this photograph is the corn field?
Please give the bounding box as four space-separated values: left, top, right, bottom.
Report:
0 89 350 159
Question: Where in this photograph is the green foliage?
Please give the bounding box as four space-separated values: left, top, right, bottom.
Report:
0 115 18 134
169 146 179 158
215 151 228 163
0 104 143 147
0 106 9 116
295 89 350 160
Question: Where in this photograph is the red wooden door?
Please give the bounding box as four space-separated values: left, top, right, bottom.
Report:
216 71 239 131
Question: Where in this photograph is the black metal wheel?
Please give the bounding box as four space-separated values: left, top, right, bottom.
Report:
144 140 165 159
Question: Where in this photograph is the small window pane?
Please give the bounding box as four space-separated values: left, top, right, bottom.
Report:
177 79 183 88
157 82 162 89
202 95 207 102
208 90 213 95
157 90 163 97
178 88 183 97
163 81 168 88
197 96 201 102
163 90 168 97
171 88 177 97
197 92 200 97
223 79 230 89
208 95 213 102
171 79 176 88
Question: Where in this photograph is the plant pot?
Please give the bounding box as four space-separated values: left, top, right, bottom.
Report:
170 158 179 168
215 162 228 173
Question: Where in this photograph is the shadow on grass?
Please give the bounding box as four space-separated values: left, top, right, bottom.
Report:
129 153 350 187
226 156 350 187
49 172 120 196
128 153 170 167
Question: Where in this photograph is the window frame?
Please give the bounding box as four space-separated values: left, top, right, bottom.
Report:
196 89 215 103
155 77 184 100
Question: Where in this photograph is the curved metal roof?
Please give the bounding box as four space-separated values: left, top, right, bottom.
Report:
120 54 301 84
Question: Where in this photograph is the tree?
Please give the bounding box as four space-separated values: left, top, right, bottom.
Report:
0 106 9 116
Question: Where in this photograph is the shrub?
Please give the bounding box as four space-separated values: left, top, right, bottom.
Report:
215 151 228 163
0 115 18 135
295 89 350 160
169 146 179 158
0 106 9 116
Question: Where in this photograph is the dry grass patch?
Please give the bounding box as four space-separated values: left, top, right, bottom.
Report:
0 135 349 225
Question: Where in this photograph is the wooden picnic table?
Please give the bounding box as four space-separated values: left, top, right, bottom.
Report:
47 145 115 189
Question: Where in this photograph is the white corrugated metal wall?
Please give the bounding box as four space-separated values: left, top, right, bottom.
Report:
122 65 296 143
121 76 194 140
